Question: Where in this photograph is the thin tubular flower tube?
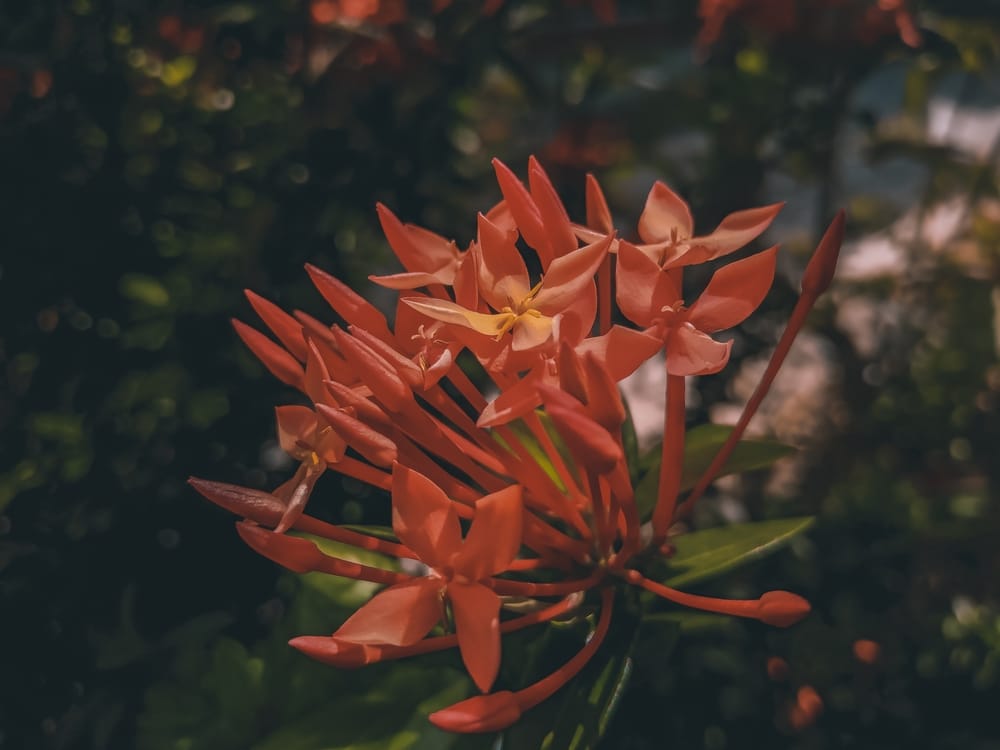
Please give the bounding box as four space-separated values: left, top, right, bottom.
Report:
429 588 615 733
676 211 846 518
197 158 836 733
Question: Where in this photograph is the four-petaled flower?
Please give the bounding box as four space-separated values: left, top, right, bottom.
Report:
332 464 522 693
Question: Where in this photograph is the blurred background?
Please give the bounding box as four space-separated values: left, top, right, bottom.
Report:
2 1 1000 748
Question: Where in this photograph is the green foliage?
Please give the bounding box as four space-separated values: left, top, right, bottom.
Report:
635 425 796 521
137 543 473 750
653 517 815 588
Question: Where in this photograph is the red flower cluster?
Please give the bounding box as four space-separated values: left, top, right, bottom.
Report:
191 157 844 732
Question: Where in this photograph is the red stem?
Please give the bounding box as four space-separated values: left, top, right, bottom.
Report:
513 588 614 711
651 373 685 546
676 296 812 519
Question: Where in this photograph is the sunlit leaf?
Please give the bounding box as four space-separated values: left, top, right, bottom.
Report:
653 517 815 589
492 414 569 492
635 424 795 520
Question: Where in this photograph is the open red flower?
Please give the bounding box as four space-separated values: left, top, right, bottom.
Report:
616 240 778 375
403 214 611 353
331 463 523 693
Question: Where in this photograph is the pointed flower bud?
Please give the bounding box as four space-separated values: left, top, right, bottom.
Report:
428 690 522 734
800 210 846 298
756 590 812 627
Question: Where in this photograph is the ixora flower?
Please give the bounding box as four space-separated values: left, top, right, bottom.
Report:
191 157 845 735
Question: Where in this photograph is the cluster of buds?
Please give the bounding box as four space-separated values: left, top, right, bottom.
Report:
191 156 844 733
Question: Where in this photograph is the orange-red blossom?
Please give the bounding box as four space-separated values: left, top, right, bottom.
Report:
191 156 844 733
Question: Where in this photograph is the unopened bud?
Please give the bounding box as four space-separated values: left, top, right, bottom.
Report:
800 210 845 298
852 639 881 665
315 403 398 468
236 522 325 573
289 636 376 668
188 477 283 526
757 590 811 627
429 690 522 734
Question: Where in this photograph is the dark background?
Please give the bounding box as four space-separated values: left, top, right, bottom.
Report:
2 1 1000 748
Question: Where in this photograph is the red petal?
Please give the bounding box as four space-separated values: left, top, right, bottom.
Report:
614 243 679 328
492 158 552 267
666 326 732 376
544 399 622 475
575 325 663 381
585 173 614 233
369 270 455 290
236 521 325 573
558 290 598 345
273 462 324 533
531 234 612 316
303 339 332 404
687 246 777 333
528 156 578 259
483 199 517 235
376 202 460 277
448 581 502 692
331 328 412 412
669 202 783 266
245 290 308 362
580 351 627 431
476 370 546 428
402 297 513 340
511 312 554 352
453 485 523 579
349 326 424 391
638 181 694 244
232 319 304 390
333 578 443 646
556 341 589 403
294 312 358 386
275 405 318 457
391 463 462 566
475 212 531 311
323 380 391 432
305 263 393 342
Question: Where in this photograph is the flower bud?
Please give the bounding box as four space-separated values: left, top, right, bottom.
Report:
428 690 522 734
800 210 845 298
188 477 283 526
756 590 811 627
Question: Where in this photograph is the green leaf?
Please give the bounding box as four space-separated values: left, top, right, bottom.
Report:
295 534 397 609
251 667 474 750
340 524 400 543
502 600 679 750
492 414 569 492
634 424 795 521
654 516 815 589
541 614 678 750
638 611 736 634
